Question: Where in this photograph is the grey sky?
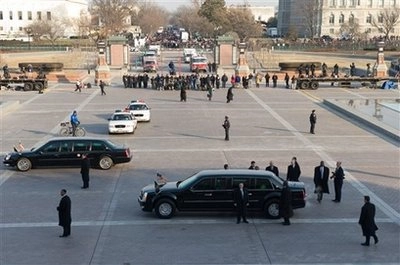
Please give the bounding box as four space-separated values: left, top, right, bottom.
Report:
153 0 279 11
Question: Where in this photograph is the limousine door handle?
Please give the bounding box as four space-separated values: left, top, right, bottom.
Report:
204 193 213 197
248 193 253 196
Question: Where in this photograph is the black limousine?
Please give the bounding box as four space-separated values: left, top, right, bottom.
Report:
138 169 306 219
3 137 132 171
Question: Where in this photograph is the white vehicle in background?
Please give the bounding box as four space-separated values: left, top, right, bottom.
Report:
183 48 197 63
125 101 151 122
180 31 189 43
148 45 161 56
108 111 138 134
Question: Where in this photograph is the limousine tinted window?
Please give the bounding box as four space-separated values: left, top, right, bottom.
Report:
92 141 108 151
255 178 273 190
60 142 73 152
42 142 60 153
215 177 231 190
73 140 90 152
193 178 213 190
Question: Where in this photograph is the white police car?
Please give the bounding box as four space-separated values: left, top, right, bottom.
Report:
126 100 151 122
108 111 138 134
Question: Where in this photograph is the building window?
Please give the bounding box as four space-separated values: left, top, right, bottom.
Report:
47 11 51 20
349 14 355 23
378 14 384 23
28 11 32 20
0 11 3 20
19 27 23 31
367 0 373 6
9 11 13 20
390 0 396 6
329 14 335 24
379 0 384 7
329 0 337 6
340 0 346 6
0 26 3 31
365 28 372 33
37 11 41 20
339 14 345 23
366 14 372 23
330 28 335 34
18 11 22 20
10 26 13 31
349 0 356 6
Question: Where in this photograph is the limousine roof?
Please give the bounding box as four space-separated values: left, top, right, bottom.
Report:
194 169 278 178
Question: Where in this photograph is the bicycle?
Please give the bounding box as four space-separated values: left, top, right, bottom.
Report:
59 122 86 137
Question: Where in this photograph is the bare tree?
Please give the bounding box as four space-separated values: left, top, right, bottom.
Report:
340 20 362 40
227 7 263 41
90 0 137 39
371 8 400 40
130 1 169 35
171 3 214 38
27 19 65 46
295 0 322 38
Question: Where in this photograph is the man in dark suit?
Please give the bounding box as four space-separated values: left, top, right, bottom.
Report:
233 183 249 224
309 109 317 134
287 157 301 181
266 161 279 177
57 189 71 237
222 116 230 141
279 181 293 225
331 161 345 202
359 196 378 246
80 154 90 189
313 161 330 203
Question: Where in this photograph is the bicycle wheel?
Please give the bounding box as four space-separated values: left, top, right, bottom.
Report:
75 127 86 137
59 127 70 136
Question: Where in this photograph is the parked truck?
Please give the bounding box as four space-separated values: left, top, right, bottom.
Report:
0 76 48 91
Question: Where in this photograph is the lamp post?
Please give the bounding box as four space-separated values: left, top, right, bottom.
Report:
25 27 32 50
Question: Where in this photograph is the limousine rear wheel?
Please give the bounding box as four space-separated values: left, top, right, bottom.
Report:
155 198 176 219
16 158 32 171
99 156 113 170
264 199 280 219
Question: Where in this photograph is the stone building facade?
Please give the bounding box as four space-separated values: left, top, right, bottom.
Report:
278 0 400 38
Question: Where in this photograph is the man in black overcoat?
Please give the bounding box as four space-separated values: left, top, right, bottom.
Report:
287 157 301 181
279 181 293 225
358 196 378 246
313 161 330 203
80 154 90 189
222 116 230 141
309 110 317 134
233 183 249 224
57 189 71 237
226 86 234 103
266 161 279 177
331 161 345 202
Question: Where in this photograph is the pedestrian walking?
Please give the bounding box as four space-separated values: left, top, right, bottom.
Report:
74 80 82 92
233 183 249 224
221 73 228 88
99 80 106 95
226 86 234 103
291 75 296 89
309 109 317 134
80 154 90 189
350 62 356 76
265 72 270 87
207 85 213 101
284 73 290 88
222 116 230 141
57 189 71 237
287 157 301 181
331 161 345 202
313 161 330 203
265 161 279 177
359 196 379 246
279 181 293 225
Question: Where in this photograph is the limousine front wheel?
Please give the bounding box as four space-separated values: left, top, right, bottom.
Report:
264 199 280 219
16 158 32 171
155 199 176 219
98 156 113 170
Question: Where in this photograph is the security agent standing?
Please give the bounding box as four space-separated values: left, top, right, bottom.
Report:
233 183 249 224
57 189 71 237
99 80 106 95
279 181 293 225
359 196 379 246
309 109 317 134
313 161 330 203
331 161 345 202
80 154 90 189
222 116 230 141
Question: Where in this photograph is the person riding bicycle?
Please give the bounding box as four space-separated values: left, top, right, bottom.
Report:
70 110 80 137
